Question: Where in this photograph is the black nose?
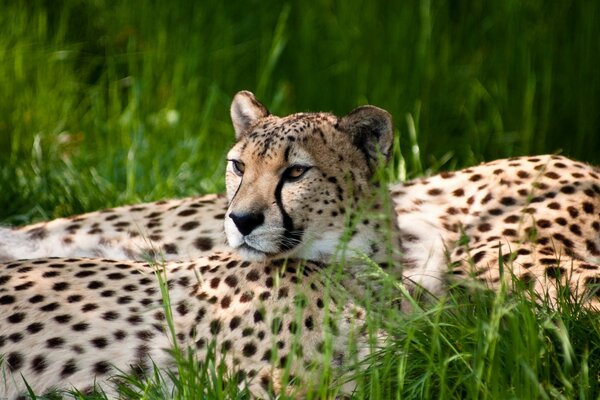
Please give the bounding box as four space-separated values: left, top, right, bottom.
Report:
229 212 264 236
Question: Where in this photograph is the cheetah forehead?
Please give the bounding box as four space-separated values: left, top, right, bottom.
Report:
227 112 349 164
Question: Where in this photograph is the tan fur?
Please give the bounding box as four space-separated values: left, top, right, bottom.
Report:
0 255 373 398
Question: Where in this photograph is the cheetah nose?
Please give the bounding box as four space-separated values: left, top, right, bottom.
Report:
229 212 265 236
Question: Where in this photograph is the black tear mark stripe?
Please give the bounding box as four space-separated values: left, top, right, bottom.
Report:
274 177 303 251
230 175 243 208
283 145 291 163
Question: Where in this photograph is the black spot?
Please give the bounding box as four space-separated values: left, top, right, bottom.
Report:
177 209 197 216
478 223 491 232
194 237 213 250
40 302 60 312
230 316 242 330
164 243 178 254
75 270 96 278
181 221 200 231
210 319 221 334
52 282 70 291
240 291 254 302
31 355 47 374
94 361 111 375
15 281 34 291
9 333 23 342
560 185 575 194
27 322 44 334
7 312 26 323
117 296 133 304
545 267 566 278
176 302 189 316
480 193 493 204
127 315 143 325
243 342 257 357
107 272 125 280
583 202 594 214
28 227 48 239
224 275 238 287
262 349 272 361
500 197 516 206
72 322 90 331
7 352 24 371
253 309 264 323
88 281 104 289
242 327 254 337
54 314 72 324
114 330 127 340
195 308 206 322
221 296 232 308
278 287 289 299
259 291 271 301
82 303 99 312
586 240 600 256
67 294 83 303
246 269 260 282
91 337 108 348
0 295 15 305
472 251 486 263
47 337 65 348
537 220 552 228
136 330 154 341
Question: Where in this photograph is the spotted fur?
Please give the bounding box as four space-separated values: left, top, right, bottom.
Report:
394 154 600 307
0 194 229 262
0 255 372 398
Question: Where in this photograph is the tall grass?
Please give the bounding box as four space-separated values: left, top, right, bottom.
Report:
1 1 599 399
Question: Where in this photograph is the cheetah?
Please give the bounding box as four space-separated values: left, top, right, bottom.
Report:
1 92 600 396
0 254 372 398
392 154 600 307
1 91 600 305
0 193 230 262
0 93 401 398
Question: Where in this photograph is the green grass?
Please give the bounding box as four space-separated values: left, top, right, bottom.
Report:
1 1 600 398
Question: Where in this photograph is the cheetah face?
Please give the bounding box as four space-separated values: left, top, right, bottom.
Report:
224 91 393 262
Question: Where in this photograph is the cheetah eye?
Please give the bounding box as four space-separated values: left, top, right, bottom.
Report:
229 160 245 176
284 165 311 182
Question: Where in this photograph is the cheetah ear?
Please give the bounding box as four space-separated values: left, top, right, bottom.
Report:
339 105 394 173
230 91 270 138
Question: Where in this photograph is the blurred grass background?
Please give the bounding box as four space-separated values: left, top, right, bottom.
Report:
1 0 599 224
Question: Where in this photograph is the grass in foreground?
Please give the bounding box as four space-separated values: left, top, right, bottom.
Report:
18 262 598 399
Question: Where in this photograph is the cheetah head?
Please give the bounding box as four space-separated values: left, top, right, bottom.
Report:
225 91 394 262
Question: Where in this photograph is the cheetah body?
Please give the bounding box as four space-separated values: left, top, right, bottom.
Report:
0 193 229 262
0 254 369 398
393 155 600 306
